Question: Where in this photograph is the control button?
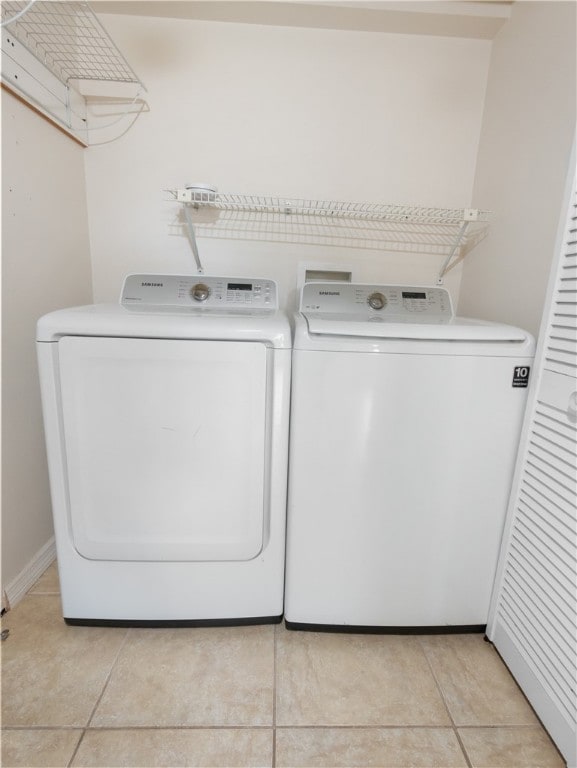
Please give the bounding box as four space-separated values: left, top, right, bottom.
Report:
367 292 386 310
191 283 211 302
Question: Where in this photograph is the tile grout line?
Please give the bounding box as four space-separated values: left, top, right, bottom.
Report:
85 627 131 728
417 637 473 768
8 723 540 732
272 623 278 768
66 728 87 768
66 626 132 767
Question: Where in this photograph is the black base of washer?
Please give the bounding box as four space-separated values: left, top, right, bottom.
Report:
65 614 283 628
284 620 486 635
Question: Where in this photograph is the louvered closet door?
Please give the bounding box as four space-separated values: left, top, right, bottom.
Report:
488 162 577 767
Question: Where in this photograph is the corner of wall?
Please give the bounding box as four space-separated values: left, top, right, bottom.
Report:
1 90 93 591
458 0 576 337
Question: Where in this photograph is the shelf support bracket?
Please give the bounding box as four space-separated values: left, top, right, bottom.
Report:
437 220 470 284
183 204 204 274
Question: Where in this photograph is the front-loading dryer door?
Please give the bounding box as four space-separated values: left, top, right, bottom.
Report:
58 336 268 562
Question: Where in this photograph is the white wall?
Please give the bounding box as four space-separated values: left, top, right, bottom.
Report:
85 15 492 310
1 91 92 596
458 1 576 338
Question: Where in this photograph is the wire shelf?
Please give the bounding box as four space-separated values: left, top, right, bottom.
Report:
172 188 490 226
190 215 486 253
1 0 144 86
169 188 490 278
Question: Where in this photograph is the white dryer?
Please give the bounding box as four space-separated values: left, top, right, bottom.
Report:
285 282 535 632
37 274 291 625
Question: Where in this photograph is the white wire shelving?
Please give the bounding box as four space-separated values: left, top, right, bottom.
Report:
1 1 147 144
169 187 491 281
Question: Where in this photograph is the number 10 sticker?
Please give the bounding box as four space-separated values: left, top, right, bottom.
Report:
512 366 531 388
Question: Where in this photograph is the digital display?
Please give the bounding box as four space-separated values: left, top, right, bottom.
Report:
402 291 427 299
228 283 252 291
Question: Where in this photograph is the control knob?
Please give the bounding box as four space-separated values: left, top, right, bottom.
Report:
191 283 210 302
367 292 386 310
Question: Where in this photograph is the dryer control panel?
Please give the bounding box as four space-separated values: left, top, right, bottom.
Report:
301 282 453 319
121 274 278 310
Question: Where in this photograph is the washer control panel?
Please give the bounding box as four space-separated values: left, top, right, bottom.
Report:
301 282 453 318
121 274 278 310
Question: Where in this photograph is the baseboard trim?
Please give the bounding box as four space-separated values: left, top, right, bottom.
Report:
4 538 56 609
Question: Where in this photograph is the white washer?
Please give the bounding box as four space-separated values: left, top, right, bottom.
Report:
37 274 291 625
285 282 535 632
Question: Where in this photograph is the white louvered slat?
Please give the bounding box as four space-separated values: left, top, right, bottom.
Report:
545 198 577 376
488 155 577 766
497 601 574 697
529 430 575 471
507 540 576 627
526 445 576 494
524 452 577 508
528 432 576 473
533 405 577 454
521 474 575 529
519 480 575 550
500 572 575 690
498 592 576 721
514 498 575 574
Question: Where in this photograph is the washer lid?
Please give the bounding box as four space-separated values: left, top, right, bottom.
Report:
299 281 530 343
303 313 530 342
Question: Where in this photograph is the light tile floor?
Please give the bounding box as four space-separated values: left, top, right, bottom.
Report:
1 563 566 768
